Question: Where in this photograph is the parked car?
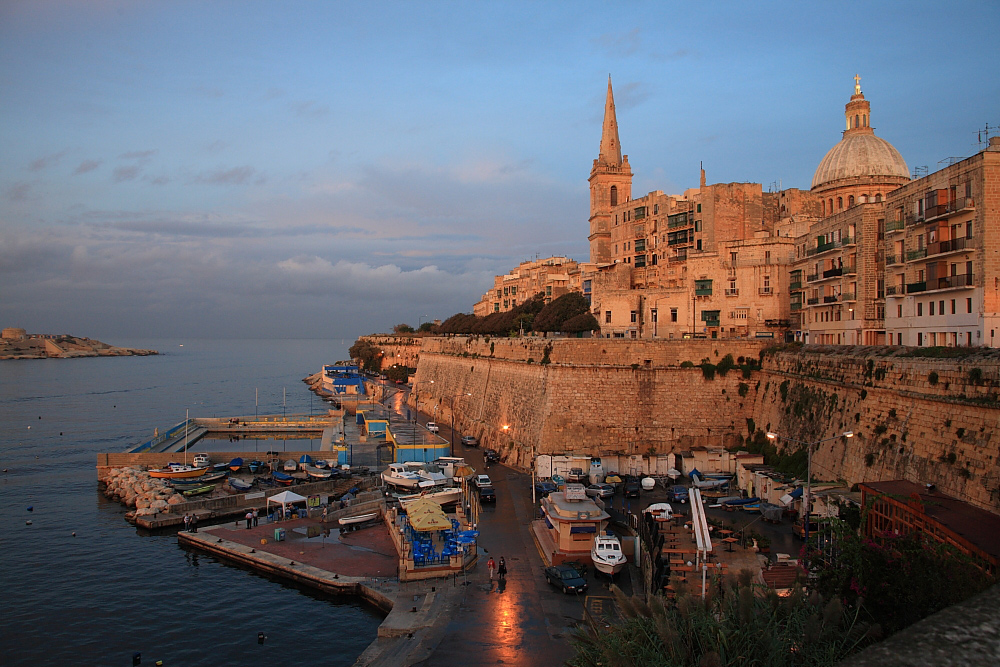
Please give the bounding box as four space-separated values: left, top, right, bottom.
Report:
478 486 496 503
483 448 500 464
623 477 641 498
474 474 492 489
544 564 588 594
534 480 557 497
425 422 440 433
461 435 479 447
567 467 587 483
665 485 689 504
585 483 615 499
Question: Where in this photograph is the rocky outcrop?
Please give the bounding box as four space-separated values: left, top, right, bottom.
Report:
101 467 184 516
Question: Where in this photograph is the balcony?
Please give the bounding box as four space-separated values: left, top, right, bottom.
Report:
907 281 927 294
886 254 902 266
694 288 712 296
905 212 925 227
927 237 971 257
790 302 802 311
929 273 974 291
926 196 976 222
886 285 902 296
906 248 928 261
806 238 853 257
823 266 843 279
841 292 856 301
724 288 740 296
806 297 820 305
823 295 838 303
759 287 774 296
886 219 905 233
807 273 819 282
789 281 802 290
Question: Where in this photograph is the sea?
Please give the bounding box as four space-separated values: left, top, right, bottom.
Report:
0 338 385 667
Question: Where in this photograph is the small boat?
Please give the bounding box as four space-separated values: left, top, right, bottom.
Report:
283 459 298 472
591 533 627 577
228 478 254 493
192 454 211 468
271 471 295 486
181 484 216 497
398 487 462 509
643 503 675 521
149 465 207 479
298 454 313 470
339 512 378 526
248 460 263 474
228 457 244 472
212 462 231 474
313 459 328 469
169 471 228 487
722 497 759 508
381 463 434 490
742 503 761 512
303 464 333 479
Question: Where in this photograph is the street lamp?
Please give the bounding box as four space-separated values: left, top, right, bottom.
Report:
766 430 853 556
446 392 472 457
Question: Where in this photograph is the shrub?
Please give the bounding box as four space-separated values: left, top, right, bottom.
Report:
956 427 965 438
928 371 939 385
738 382 749 397
969 368 983 384
680 360 695 368
717 353 735 377
865 453 875 467
700 363 716 380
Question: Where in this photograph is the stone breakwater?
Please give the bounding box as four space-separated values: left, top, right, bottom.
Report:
101 467 186 516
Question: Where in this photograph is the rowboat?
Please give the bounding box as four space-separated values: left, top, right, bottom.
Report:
339 512 377 526
298 454 313 470
283 459 298 472
303 464 333 479
149 465 207 479
228 457 243 472
181 484 216 497
228 478 254 493
398 487 462 509
169 471 228 487
271 471 295 486
247 460 263 474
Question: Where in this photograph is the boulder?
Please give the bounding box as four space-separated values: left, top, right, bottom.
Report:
135 508 157 517
136 497 151 510
167 494 185 505
150 499 168 511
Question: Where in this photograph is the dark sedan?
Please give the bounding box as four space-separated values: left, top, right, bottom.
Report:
544 564 588 594
665 485 689 504
483 448 500 464
478 486 496 504
534 480 557 497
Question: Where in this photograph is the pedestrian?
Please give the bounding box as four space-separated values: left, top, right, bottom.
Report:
183 514 191 532
322 506 328 523
498 556 507 581
487 556 496 581
190 514 198 533
252 508 259 527
245 511 253 529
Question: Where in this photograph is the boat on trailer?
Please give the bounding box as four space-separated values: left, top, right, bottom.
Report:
591 533 627 577
339 512 378 529
192 454 211 468
283 459 298 472
381 463 435 490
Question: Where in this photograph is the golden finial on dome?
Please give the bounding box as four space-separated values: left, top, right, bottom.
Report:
854 74 862 95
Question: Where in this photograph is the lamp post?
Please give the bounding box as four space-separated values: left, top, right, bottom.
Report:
446 392 472 457
766 430 853 559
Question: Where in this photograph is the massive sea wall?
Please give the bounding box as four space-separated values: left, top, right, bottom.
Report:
407 336 1000 514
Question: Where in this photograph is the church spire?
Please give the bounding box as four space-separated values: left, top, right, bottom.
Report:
598 75 623 166
844 74 873 136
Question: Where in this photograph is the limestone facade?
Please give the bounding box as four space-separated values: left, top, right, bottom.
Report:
472 256 588 316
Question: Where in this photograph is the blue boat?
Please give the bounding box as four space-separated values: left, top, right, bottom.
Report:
722 497 759 507
248 460 263 474
298 454 313 470
271 471 295 486
228 457 243 472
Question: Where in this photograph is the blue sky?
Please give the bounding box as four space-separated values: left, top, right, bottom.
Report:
1 1 997 340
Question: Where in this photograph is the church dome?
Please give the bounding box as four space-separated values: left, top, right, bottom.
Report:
811 78 909 191
812 132 909 189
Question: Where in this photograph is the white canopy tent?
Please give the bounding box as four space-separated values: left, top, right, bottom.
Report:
266 490 307 518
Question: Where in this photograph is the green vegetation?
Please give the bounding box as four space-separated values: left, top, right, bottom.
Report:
392 323 415 334
437 292 598 336
384 364 409 382
738 382 749 397
532 292 597 333
927 371 939 385
348 338 382 373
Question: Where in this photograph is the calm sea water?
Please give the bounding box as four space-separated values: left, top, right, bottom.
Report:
0 339 385 667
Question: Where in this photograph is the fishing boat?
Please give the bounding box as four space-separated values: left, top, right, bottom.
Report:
271 471 295 486
248 460 263 474
303 464 333 479
168 471 228 487
381 463 434 490
402 462 449 487
283 459 298 472
149 465 207 479
298 454 313 470
228 478 254 493
192 454 211 468
339 512 378 526
398 487 462 509
212 462 231 474
228 457 243 472
181 484 216 497
591 533 627 577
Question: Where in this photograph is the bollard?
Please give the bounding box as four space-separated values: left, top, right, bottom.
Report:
132 652 141 666
258 632 266 645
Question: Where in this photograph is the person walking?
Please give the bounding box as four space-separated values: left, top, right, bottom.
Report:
487 556 496 582
498 556 507 581
190 514 198 533
252 508 259 527
245 511 253 529
183 514 191 532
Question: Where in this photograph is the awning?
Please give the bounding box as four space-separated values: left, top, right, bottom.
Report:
570 525 596 533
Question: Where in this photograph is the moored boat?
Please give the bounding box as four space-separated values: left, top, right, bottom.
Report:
192 454 211 468
271 471 295 486
303 464 333 479
283 459 298 472
149 465 207 479
591 533 627 576
339 512 377 526
381 463 433 490
228 478 253 493
228 457 243 472
181 484 216 497
168 471 228 487
398 487 462 509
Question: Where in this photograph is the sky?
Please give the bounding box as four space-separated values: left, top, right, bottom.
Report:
1 1 997 341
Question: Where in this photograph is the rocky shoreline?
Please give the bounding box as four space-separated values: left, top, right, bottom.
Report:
0 332 157 359
101 467 187 516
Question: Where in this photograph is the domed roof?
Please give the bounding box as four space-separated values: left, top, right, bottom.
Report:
812 132 909 189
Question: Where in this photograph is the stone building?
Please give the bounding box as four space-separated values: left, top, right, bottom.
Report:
883 137 1000 348
472 256 587 316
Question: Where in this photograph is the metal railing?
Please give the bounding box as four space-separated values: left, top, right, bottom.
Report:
758 287 773 295
906 248 928 261
886 219 905 233
886 254 901 265
931 273 974 290
928 237 970 256
724 288 740 296
906 281 927 294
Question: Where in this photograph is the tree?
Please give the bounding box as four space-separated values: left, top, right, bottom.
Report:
562 312 599 333
417 321 436 333
532 292 593 332
384 364 409 382
393 323 415 334
348 338 382 372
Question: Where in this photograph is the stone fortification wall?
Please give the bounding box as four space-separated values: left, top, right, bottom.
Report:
749 347 1000 512
360 335 422 370
419 335 771 368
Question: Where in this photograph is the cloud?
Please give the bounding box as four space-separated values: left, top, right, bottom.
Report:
28 151 68 172
6 182 33 202
113 165 141 182
292 100 330 119
651 48 692 62
205 140 228 153
193 166 260 185
614 82 650 110
594 28 642 57
74 159 102 175
146 175 170 185
119 150 157 160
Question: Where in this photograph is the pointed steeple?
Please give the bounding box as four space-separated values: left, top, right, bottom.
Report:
598 75 623 166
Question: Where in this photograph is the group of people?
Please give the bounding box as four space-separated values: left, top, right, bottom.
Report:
182 513 198 532
244 509 259 529
486 556 507 585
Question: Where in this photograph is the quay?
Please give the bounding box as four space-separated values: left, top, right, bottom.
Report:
128 412 347 454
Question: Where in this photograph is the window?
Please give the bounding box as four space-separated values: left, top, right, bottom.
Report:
504 286 509 296
670 308 678 322
635 239 646 252
848 195 855 207
695 279 713 296
697 239 702 250
875 193 882 202
930 302 935 316
605 311 611 324
651 309 658 323
697 203 702 213
493 303 500 313
917 302 923 316
939 300 945 316
730 252 738 264
511 286 517 295
701 310 721 326
967 298 972 313
630 311 637 323
546 286 552 296
765 250 771 264
634 255 646 268
694 220 702 232
653 204 659 214
610 186 618 207
837 197 843 210
897 305 902 318
918 332 923 346
951 299 956 314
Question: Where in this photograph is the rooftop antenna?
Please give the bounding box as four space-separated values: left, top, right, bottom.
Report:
912 166 928 179
976 122 997 149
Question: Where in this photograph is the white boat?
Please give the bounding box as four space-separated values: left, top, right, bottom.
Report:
339 512 378 526
591 533 627 576
402 462 449 487
643 503 675 522
192 453 211 468
381 463 434 490
303 464 332 479
283 459 298 472
398 487 462 509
